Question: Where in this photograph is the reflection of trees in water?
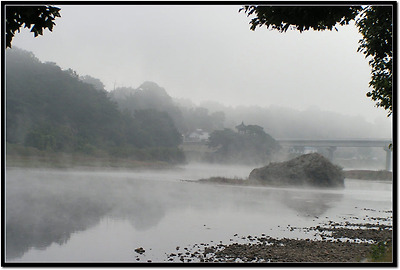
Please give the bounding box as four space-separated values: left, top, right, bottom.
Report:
5 171 168 260
115 202 166 231
278 190 343 217
5 169 345 261
6 172 247 261
107 188 166 231
186 184 344 218
6 191 109 260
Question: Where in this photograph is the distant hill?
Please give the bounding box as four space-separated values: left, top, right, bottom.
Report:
198 103 391 140
109 82 186 132
109 82 225 135
6 47 390 166
6 48 184 163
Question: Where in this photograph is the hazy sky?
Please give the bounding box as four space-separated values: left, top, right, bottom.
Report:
11 4 392 125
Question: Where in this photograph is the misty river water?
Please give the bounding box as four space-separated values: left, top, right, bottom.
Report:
5 164 392 263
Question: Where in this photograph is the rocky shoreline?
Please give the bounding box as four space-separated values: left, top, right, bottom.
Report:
164 218 392 263
133 209 392 263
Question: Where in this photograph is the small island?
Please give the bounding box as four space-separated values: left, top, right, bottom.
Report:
249 153 345 188
199 153 345 188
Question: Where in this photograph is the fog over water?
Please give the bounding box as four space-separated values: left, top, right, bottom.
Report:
5 4 393 263
6 164 392 262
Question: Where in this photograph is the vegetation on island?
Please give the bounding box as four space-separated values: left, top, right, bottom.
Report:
198 153 345 188
249 153 344 188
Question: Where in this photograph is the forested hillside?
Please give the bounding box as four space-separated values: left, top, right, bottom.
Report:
6 48 184 163
109 83 226 135
6 47 390 167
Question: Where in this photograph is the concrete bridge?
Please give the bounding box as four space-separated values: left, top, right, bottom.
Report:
277 139 393 171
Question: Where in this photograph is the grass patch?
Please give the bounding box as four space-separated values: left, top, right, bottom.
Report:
368 240 392 262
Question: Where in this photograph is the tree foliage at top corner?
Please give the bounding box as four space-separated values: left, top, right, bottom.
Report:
356 6 393 116
5 5 61 48
240 5 393 116
240 6 363 32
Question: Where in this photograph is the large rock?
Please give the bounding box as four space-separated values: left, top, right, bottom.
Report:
249 153 344 188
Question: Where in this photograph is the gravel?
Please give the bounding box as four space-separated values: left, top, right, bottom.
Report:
162 214 392 263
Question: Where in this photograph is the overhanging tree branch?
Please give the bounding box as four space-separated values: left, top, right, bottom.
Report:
5 5 61 48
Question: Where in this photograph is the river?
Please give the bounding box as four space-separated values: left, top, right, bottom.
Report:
5 163 392 263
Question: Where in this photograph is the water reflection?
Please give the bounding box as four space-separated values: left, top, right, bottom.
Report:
6 168 344 261
278 189 343 217
6 189 108 259
6 169 170 260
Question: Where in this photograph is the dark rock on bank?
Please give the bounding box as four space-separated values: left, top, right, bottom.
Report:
134 247 145 254
249 153 344 188
164 214 393 263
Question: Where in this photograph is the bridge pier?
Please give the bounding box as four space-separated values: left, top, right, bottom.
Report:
384 146 392 171
327 146 337 161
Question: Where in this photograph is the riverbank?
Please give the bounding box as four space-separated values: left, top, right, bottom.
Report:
5 143 185 169
344 170 392 181
160 216 392 263
5 153 175 170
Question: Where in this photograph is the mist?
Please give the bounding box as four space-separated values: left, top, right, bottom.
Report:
7 46 391 171
6 164 391 262
5 4 393 264
11 5 392 124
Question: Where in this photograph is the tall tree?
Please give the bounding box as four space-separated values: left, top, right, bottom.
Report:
356 6 393 115
240 5 393 116
207 125 280 164
5 5 61 48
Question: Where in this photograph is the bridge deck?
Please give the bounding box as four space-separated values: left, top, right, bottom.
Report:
277 139 392 148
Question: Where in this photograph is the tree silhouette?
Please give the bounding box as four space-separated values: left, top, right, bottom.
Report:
5 5 61 48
